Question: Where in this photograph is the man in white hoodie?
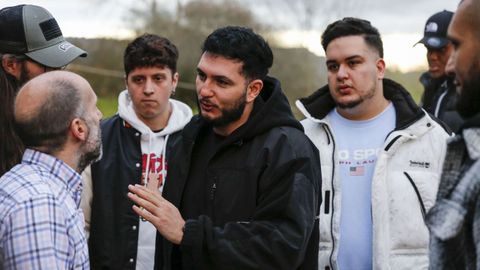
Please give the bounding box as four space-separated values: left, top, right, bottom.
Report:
80 34 192 270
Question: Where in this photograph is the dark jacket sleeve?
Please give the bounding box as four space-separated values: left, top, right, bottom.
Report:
179 132 321 270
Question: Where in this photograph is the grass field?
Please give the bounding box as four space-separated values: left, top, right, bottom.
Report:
97 77 423 121
98 96 118 118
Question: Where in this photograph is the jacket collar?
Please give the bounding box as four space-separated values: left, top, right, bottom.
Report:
297 78 425 130
182 76 302 147
22 148 82 206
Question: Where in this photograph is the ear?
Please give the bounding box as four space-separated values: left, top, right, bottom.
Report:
376 58 386 80
171 72 179 95
172 72 179 87
246 79 263 103
69 118 88 142
1 55 21 80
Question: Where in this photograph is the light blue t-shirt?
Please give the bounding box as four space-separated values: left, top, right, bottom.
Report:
328 103 396 270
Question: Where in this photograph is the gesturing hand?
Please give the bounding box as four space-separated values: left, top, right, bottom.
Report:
127 184 185 245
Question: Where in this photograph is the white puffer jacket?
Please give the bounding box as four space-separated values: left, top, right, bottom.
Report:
296 79 451 270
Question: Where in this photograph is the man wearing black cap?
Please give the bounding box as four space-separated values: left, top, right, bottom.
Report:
416 10 464 132
0 4 87 177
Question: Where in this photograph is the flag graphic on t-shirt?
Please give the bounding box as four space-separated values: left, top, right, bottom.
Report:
349 165 365 176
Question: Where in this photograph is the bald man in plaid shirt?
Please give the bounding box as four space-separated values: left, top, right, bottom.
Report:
0 71 102 269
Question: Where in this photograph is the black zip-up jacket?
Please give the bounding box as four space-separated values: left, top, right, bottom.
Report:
157 76 322 270
420 72 464 132
88 115 181 269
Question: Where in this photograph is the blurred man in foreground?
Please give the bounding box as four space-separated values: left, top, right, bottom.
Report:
427 0 480 268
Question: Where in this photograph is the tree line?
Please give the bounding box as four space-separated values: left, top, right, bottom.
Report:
68 0 422 118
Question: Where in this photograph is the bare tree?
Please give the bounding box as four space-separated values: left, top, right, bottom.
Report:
260 0 370 31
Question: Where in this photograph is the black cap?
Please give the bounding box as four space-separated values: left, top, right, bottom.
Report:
0 4 87 68
415 10 454 49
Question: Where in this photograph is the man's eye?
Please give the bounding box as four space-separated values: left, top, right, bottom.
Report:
217 80 228 86
348 61 359 67
327 64 339 72
451 41 459 49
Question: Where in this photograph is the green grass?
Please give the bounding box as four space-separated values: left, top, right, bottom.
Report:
98 96 118 118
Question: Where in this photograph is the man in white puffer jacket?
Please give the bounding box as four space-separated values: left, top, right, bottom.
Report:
296 18 450 270
80 34 192 270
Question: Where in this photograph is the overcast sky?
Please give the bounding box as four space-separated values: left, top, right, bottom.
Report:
2 0 459 71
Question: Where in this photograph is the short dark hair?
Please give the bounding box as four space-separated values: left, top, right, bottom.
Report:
124 33 179 76
201 26 273 80
15 79 83 153
322 17 384 58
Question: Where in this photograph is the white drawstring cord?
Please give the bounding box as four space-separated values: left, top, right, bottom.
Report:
144 133 153 188
161 134 170 186
140 133 153 222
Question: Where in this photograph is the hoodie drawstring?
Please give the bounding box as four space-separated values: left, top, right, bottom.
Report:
144 133 153 188
141 133 169 222
140 133 153 222
162 134 170 183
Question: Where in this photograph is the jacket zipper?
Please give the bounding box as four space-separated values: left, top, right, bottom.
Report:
324 191 330 214
323 125 336 270
403 172 427 223
384 135 402 151
210 182 217 200
210 181 217 221
434 82 449 117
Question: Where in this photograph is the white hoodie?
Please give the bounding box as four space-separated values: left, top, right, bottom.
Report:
81 90 192 270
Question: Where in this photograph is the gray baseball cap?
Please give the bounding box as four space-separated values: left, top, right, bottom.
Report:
0 4 87 68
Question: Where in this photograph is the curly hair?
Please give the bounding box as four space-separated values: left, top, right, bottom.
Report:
124 34 179 76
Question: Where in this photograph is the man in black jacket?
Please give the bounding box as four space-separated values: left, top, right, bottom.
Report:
128 26 321 269
82 34 192 269
415 10 464 132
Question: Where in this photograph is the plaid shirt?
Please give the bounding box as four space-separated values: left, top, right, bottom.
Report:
0 149 89 269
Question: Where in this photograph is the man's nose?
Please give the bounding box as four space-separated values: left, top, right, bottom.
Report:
445 52 456 77
144 79 155 95
197 80 214 97
337 64 348 80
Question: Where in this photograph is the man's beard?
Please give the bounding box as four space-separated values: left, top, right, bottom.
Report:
335 85 376 109
18 62 31 86
77 124 102 173
200 92 247 127
456 60 480 119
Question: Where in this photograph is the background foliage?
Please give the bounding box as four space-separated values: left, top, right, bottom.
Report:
67 0 424 119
